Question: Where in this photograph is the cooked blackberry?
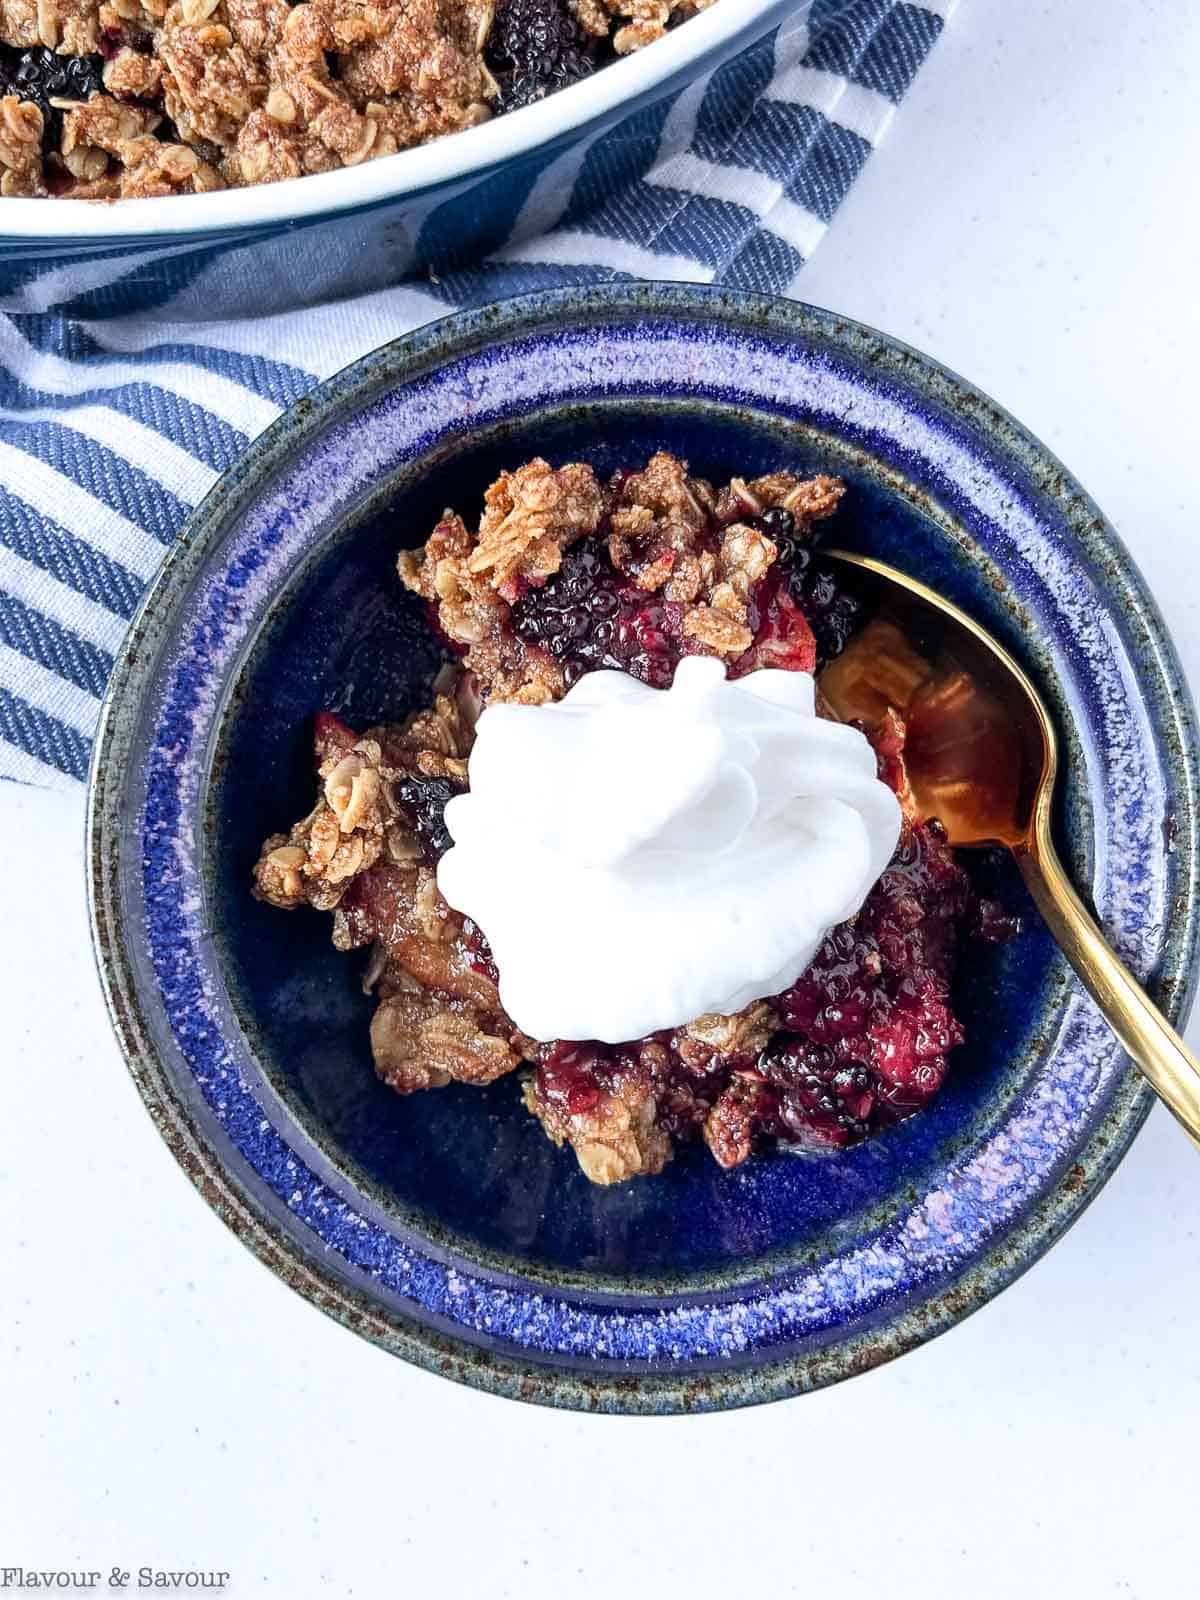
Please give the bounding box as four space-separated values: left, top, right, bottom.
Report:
486 0 598 114
510 536 688 690
795 562 863 667
766 818 970 1147
98 26 154 59
395 773 459 860
744 506 860 669
0 46 105 151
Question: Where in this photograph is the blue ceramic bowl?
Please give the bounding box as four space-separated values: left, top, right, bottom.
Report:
88 285 1200 1412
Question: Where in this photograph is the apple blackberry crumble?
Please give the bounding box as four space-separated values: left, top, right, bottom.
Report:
0 0 714 198
252 452 1018 1185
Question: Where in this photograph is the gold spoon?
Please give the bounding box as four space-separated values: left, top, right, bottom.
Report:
821 547 1200 1144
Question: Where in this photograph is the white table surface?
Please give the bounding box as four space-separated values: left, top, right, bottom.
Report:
4 1 1199 1593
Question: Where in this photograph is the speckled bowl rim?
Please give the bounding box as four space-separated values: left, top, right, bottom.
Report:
87 284 1200 1414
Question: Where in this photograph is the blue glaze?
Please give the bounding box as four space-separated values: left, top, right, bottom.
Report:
88 287 1200 1408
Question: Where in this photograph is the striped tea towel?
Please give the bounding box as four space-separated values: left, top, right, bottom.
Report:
0 0 955 789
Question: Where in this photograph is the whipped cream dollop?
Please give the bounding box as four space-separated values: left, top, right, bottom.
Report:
437 657 902 1045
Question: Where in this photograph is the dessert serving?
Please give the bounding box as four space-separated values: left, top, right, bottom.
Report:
252 450 1019 1186
0 0 713 198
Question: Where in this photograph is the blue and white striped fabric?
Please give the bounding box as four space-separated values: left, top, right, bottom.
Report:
0 0 955 789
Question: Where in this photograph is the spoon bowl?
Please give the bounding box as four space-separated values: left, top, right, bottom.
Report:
824 548 1200 1147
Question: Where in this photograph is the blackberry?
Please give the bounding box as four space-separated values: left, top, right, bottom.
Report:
794 562 863 666
757 505 796 548
761 1039 876 1151
395 773 459 860
0 45 106 152
98 26 153 59
486 0 598 115
511 536 686 690
763 819 972 1149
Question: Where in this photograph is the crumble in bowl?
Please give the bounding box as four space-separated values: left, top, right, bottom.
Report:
0 0 716 197
252 452 1019 1185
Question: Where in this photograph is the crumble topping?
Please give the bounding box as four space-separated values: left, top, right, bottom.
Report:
570 0 715 56
471 457 608 599
523 1058 671 1186
398 452 844 704
0 93 42 194
683 1001 779 1059
372 974 522 1093
680 604 752 658
252 724 398 910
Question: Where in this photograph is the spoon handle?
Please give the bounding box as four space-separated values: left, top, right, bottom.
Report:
1015 832 1200 1143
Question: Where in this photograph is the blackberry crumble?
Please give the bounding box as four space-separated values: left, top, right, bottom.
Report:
252 451 1018 1185
0 0 716 198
